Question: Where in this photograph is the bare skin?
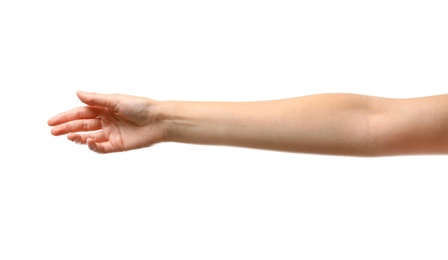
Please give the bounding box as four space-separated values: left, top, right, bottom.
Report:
48 91 448 156
48 91 166 153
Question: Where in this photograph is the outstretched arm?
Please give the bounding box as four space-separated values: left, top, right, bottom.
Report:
48 91 448 156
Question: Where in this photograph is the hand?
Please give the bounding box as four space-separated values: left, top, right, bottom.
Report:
48 91 166 153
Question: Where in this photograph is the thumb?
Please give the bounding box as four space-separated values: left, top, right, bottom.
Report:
76 91 121 108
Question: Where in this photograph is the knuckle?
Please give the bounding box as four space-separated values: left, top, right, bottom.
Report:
65 123 73 133
82 121 89 131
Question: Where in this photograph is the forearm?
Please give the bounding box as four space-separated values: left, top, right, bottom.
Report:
159 93 382 156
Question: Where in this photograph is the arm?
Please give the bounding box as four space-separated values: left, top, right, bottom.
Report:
48 91 448 156
160 93 448 156
161 94 375 156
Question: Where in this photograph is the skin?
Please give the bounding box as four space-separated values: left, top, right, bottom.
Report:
48 91 448 156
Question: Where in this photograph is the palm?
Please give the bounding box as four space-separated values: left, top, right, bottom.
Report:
48 91 165 153
96 99 163 152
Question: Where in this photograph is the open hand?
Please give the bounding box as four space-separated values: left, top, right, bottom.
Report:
48 91 166 153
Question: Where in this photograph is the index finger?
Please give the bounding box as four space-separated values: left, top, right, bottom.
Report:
48 106 100 126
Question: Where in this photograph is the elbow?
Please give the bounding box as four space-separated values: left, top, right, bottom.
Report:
363 100 448 156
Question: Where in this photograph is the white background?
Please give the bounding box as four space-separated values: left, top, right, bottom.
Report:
1 0 448 259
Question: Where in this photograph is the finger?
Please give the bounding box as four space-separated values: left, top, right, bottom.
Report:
50 118 102 136
87 138 119 154
67 131 107 144
77 91 121 109
87 138 101 153
48 106 100 126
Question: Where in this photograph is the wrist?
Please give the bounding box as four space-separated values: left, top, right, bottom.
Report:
156 100 216 145
156 100 184 143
